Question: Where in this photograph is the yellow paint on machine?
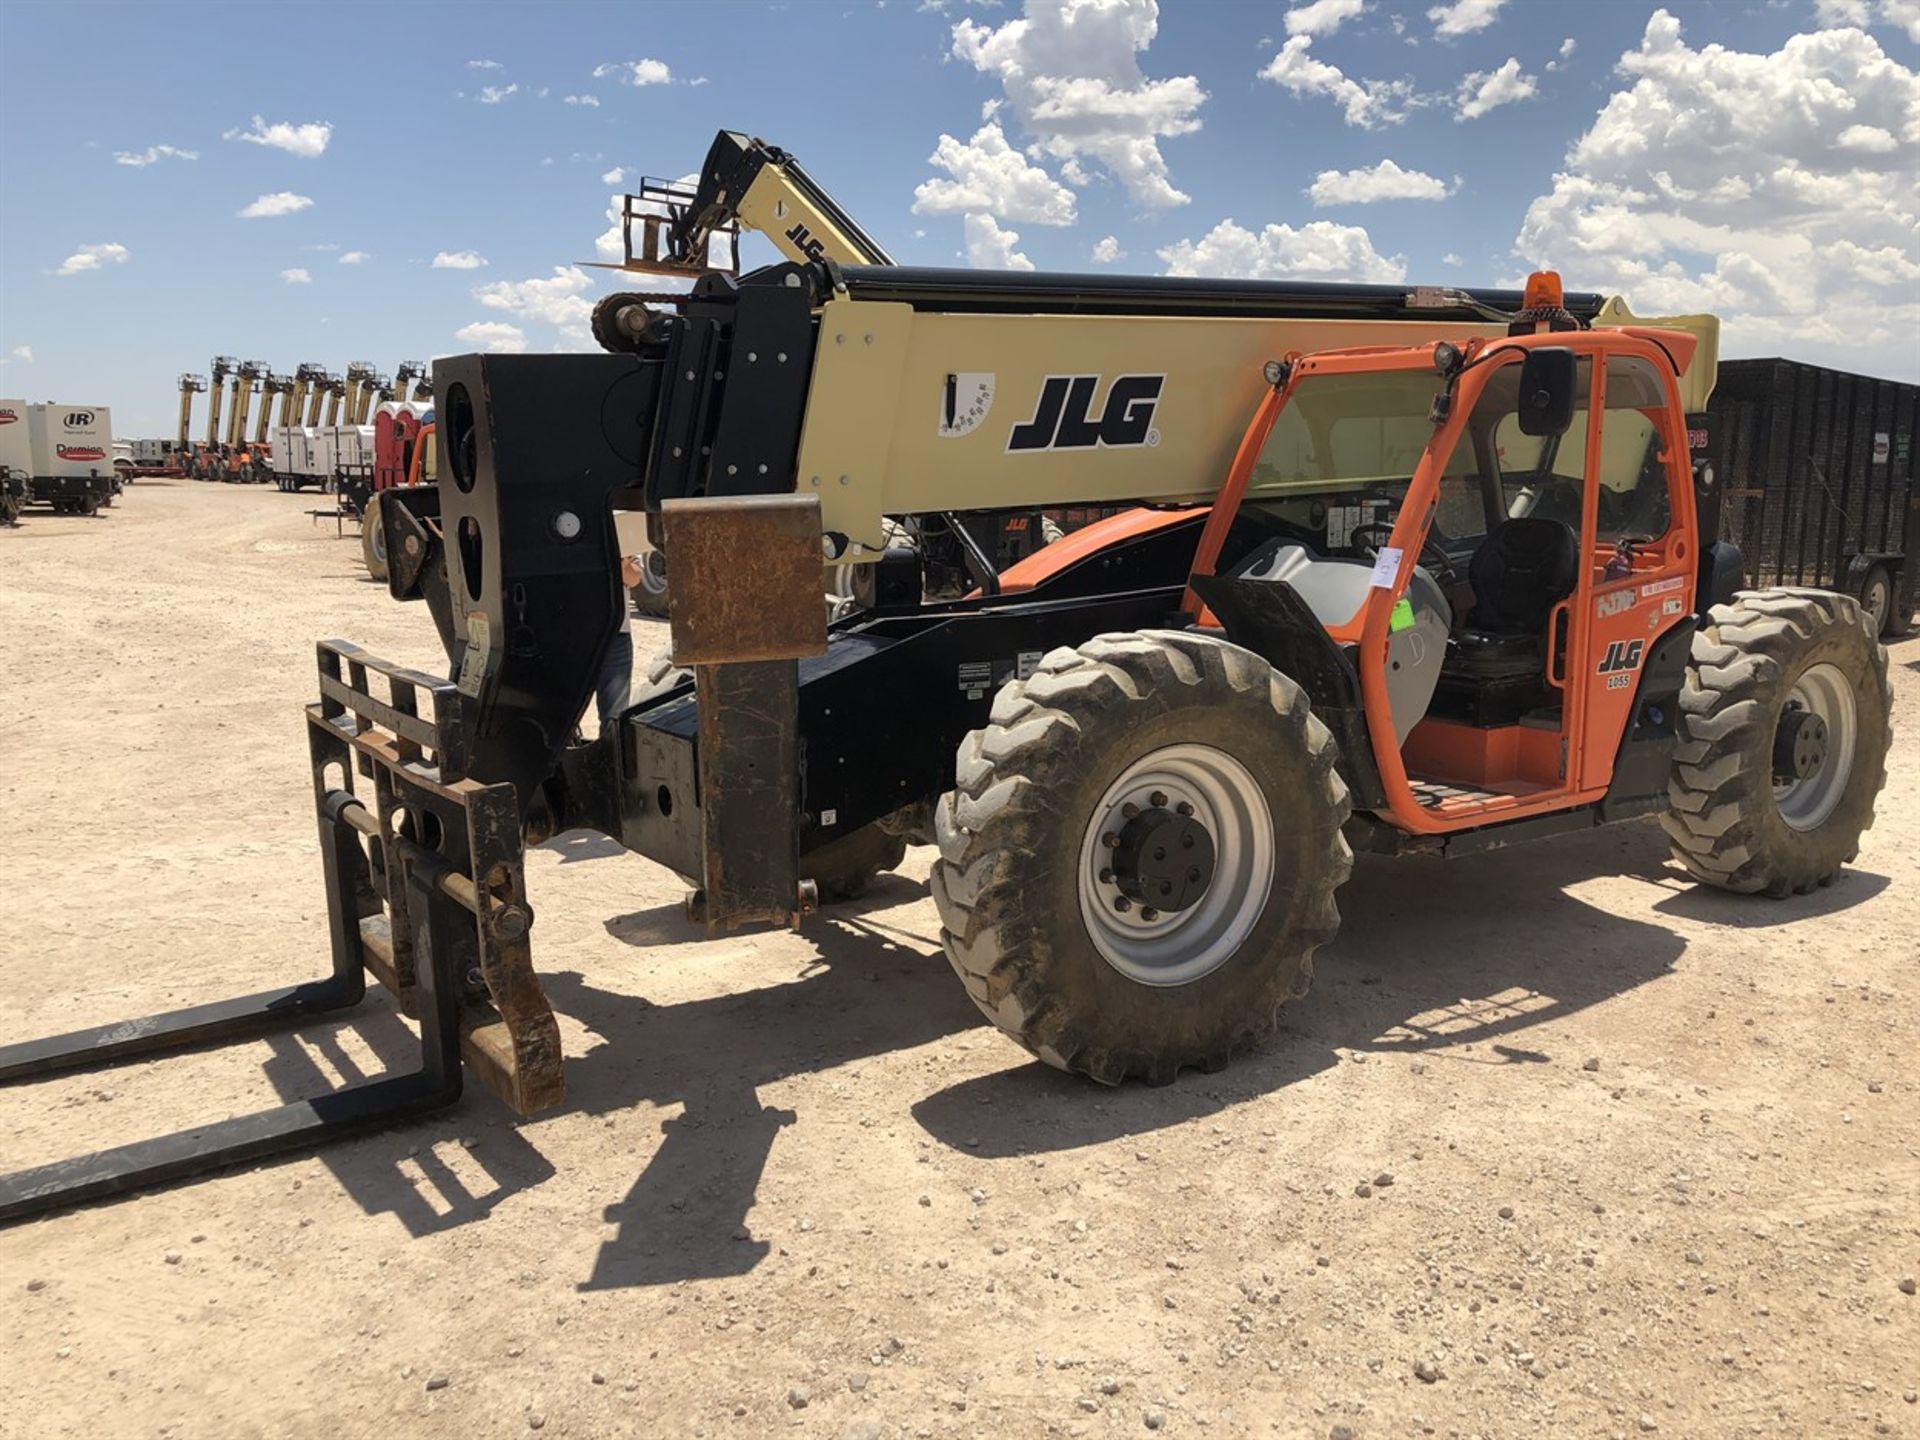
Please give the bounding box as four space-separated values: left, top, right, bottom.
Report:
794 301 1511 555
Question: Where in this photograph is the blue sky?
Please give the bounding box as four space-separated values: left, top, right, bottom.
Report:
2 0 1916 437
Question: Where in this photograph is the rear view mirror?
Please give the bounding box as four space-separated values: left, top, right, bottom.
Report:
1517 347 1578 438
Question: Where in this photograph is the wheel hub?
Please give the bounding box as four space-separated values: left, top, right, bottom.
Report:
1110 806 1216 915
1772 705 1829 784
1076 745 1276 987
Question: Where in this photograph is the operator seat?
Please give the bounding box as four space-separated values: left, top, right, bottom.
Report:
1450 517 1579 680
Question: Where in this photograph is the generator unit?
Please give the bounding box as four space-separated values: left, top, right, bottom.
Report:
23 403 117 514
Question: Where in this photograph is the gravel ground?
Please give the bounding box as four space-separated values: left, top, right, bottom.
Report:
1 481 1914 1440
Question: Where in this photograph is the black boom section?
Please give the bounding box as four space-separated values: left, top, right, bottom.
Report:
832 265 1605 322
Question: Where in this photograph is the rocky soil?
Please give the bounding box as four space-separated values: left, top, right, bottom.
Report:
1 482 1914 1439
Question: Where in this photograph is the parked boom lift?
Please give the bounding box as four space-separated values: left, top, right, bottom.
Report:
0 235 1891 1220
176 373 205 454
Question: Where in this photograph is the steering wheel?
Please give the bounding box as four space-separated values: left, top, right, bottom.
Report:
1350 521 1457 590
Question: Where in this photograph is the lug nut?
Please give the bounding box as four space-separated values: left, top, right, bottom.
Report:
1149 791 1167 808
1113 896 1132 913
1103 831 1121 850
1121 802 1140 820
1098 868 1115 884
1140 906 1159 921
1176 801 1194 817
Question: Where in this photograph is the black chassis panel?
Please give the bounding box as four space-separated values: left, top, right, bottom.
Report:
616 586 1186 878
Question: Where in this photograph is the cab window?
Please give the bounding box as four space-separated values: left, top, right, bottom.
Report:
1592 356 1673 543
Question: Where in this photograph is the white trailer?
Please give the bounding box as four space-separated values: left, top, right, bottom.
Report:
23 403 117 515
0 400 27 524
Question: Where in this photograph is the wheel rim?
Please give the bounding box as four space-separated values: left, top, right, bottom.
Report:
1077 744 1274 987
640 550 669 599
1771 662 1857 831
1863 576 1888 631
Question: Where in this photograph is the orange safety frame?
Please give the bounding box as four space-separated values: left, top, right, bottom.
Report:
1183 327 1701 837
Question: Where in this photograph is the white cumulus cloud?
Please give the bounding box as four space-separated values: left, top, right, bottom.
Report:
474 266 598 345
601 167 626 185
913 122 1078 225
467 58 503 70
1260 37 1419 128
455 321 527 354
1457 58 1537 120
432 250 488 270
1285 0 1365 37
952 0 1205 209
1815 0 1920 37
1092 235 1125 263
114 144 198 167
11 345 35 361
56 242 129 277
224 116 332 158
593 58 672 85
1427 0 1506 38
1546 36 1577 72
338 250 369 264
238 192 314 219
479 83 518 104
1308 158 1453 205
1513 9 1920 377
281 268 312 284
963 213 1035 271
1158 218 1404 283
563 94 600 106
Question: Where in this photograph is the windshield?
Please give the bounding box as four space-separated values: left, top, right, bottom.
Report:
1250 369 1464 498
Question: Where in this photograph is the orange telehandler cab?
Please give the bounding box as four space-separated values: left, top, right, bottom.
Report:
1177 311 1714 842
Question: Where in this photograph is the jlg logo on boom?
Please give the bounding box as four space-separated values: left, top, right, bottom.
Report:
1008 374 1164 453
783 222 827 263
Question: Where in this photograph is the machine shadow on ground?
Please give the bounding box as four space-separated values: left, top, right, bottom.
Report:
252 814 1888 1288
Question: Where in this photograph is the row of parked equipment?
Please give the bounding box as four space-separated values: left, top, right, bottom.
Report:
0 400 121 523
160 357 432 492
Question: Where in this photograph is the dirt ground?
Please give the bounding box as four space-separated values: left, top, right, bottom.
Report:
0 480 1914 1440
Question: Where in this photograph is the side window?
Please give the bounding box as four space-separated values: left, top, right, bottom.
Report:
1488 358 1594 528
1595 356 1673 543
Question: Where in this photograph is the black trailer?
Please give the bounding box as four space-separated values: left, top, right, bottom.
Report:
1707 358 1919 635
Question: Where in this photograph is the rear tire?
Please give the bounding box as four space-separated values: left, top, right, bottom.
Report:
931 630 1352 1084
361 490 390 583
630 548 670 618
1662 587 1891 896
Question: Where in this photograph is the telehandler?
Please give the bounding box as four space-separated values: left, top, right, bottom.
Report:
0 164 1890 1222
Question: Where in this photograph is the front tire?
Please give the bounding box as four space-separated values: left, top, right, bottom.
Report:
931 630 1352 1084
1663 588 1891 896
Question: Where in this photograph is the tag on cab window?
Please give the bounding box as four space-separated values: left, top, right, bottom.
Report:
1368 545 1403 589
1389 597 1415 632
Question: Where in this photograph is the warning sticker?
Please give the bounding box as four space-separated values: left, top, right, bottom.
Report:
1369 546 1404 589
1016 650 1044 680
958 660 993 699
1640 576 1686 598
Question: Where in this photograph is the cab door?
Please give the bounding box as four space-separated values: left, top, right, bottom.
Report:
1575 351 1695 790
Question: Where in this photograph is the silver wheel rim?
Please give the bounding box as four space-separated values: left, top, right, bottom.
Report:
1076 744 1274 987
640 550 669 600
1863 576 1888 630
1773 662 1857 831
